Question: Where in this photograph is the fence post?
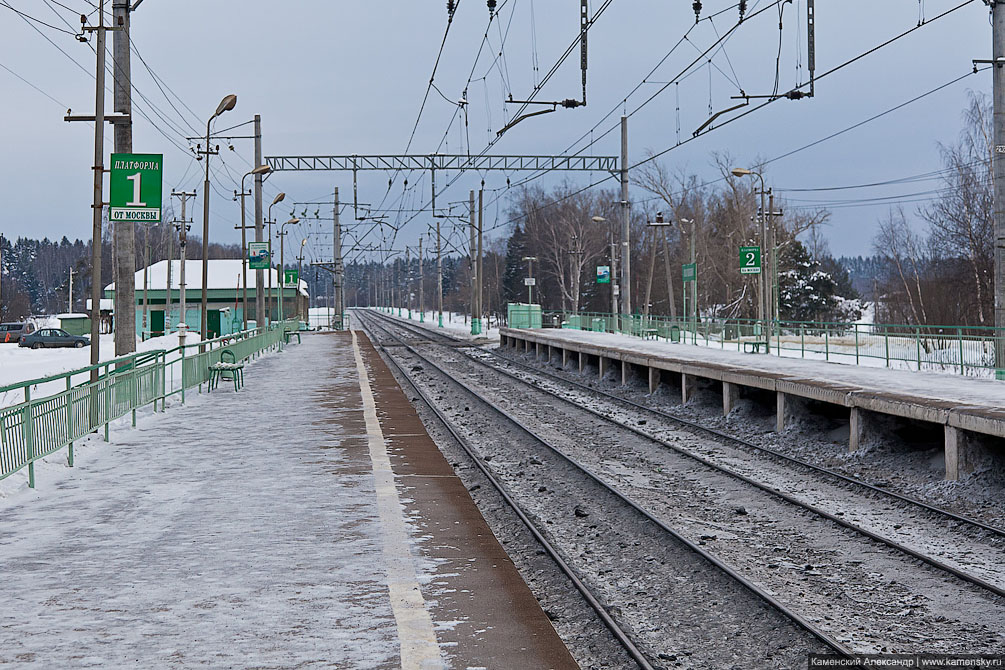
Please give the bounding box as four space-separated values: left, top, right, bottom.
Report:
23 386 34 488
916 328 922 371
104 365 111 442
855 324 860 365
885 329 890 367
180 345 187 405
66 377 73 467
800 326 805 358
958 328 965 376
131 365 138 427
825 328 829 361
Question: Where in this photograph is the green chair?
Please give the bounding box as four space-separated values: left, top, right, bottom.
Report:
208 349 245 391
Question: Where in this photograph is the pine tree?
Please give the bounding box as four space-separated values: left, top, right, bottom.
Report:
501 224 527 304
779 241 862 323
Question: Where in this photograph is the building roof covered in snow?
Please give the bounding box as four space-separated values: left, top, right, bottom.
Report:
104 260 308 297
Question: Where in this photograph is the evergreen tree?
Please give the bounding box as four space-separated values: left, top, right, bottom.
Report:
501 224 527 304
779 241 862 323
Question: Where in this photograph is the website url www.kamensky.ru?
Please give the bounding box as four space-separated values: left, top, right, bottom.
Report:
809 655 1005 668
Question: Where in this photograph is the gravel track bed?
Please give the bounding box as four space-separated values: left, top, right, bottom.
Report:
467 349 1005 591
494 345 1005 528
379 341 834 668
402 340 1005 656
371 343 636 670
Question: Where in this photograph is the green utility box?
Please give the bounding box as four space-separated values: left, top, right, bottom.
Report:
59 314 91 336
507 303 542 329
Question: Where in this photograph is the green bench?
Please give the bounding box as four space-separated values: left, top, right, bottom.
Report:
642 328 660 340
283 331 301 345
743 341 768 354
209 349 245 391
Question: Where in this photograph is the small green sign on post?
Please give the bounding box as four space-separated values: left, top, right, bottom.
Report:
109 153 163 222
682 263 696 282
248 242 270 270
740 246 762 275
596 265 611 284
284 269 298 286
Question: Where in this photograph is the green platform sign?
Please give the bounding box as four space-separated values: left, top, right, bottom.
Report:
248 242 270 270
740 246 762 275
682 263 696 282
109 153 163 222
596 265 611 284
283 269 298 286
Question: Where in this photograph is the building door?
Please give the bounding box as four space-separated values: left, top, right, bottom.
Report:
150 310 165 338
207 310 221 339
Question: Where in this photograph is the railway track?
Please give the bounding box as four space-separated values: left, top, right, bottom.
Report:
357 309 1005 657
356 310 852 667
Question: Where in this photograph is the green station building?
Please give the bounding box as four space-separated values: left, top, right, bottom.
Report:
105 259 309 340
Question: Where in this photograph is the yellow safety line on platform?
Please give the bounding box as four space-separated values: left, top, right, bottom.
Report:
351 331 444 669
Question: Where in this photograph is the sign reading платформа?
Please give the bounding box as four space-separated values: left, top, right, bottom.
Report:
109 154 163 223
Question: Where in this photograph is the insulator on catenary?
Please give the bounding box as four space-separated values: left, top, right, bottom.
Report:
446 0 455 17
692 1 702 23
739 0 747 21
487 0 497 14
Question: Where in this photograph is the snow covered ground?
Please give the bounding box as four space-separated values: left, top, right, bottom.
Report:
0 335 411 668
0 331 202 409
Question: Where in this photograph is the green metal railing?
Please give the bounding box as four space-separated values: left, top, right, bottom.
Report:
0 320 300 488
553 312 1005 378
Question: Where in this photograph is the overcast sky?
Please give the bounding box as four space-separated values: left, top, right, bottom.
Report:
0 0 992 264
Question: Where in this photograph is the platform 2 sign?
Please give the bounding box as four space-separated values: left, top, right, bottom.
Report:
596 265 611 284
109 154 163 223
248 242 270 270
740 246 762 275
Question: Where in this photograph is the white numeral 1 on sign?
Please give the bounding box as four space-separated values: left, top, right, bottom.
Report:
126 173 146 206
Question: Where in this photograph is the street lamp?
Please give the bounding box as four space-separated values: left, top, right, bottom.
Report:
592 215 618 324
266 192 286 325
521 256 538 305
298 238 307 321
236 164 271 330
200 93 237 341
277 216 300 322
731 166 769 351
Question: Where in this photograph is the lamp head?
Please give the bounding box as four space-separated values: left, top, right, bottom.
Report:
214 94 238 118
591 216 606 223
731 167 752 178
288 217 300 225
272 192 286 206
251 165 271 176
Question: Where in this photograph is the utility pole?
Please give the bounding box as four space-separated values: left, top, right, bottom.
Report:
112 0 136 357
522 256 537 304
476 188 484 334
994 2 1005 376
142 227 149 337
405 245 412 319
620 116 631 322
171 190 195 344
68 268 75 313
87 4 109 377
418 236 424 322
436 218 443 327
758 186 768 345
334 187 344 329
469 190 477 331
254 115 266 329
165 221 173 332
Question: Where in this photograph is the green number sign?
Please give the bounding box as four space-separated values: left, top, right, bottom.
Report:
284 269 299 286
596 265 611 284
740 246 762 275
248 242 270 270
682 263 696 282
109 153 163 222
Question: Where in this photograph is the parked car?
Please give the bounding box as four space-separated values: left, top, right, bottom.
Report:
18 328 89 349
0 322 35 344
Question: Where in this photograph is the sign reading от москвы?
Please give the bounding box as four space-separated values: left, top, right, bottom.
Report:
109 154 163 223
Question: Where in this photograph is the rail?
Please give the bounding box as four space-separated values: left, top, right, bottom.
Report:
0 320 300 488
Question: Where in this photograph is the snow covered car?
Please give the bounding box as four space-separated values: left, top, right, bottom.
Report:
0 322 35 344
18 328 89 349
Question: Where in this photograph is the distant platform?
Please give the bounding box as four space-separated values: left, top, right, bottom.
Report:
501 327 1005 481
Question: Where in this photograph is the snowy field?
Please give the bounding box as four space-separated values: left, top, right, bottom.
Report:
0 330 201 410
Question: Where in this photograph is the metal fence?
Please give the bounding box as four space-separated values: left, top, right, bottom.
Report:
0 321 299 488
555 312 1005 378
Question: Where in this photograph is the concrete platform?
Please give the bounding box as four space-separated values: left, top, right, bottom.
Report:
0 332 576 669
501 327 1005 481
